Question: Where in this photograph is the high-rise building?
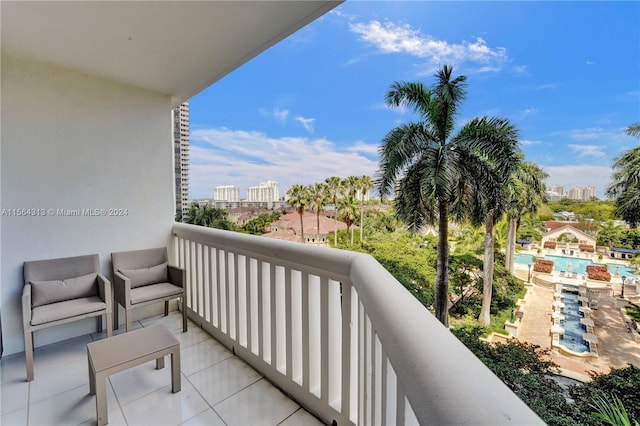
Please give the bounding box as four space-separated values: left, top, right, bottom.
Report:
567 186 597 201
247 180 279 202
173 101 190 217
215 185 240 202
549 185 566 197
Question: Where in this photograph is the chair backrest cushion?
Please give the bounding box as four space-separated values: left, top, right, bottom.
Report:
24 254 100 284
119 262 168 288
30 272 99 307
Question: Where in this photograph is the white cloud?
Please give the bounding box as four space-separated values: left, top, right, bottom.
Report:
568 144 606 158
518 107 538 120
344 141 380 155
535 83 557 90
543 165 613 197
260 107 289 123
586 61 596 65
295 116 315 133
520 139 542 146
189 128 378 199
349 20 508 72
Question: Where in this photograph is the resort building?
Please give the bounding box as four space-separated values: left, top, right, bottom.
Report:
173 101 190 217
1 2 540 425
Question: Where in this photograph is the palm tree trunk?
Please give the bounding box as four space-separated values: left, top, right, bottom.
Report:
299 213 305 243
316 212 320 239
360 197 364 245
350 227 354 246
479 213 494 325
505 217 517 273
435 203 450 327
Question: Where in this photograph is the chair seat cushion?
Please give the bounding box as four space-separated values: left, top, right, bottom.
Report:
119 263 168 288
130 282 183 305
31 296 106 326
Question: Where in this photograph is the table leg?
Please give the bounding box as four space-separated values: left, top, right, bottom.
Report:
95 371 108 426
156 355 165 370
171 348 181 393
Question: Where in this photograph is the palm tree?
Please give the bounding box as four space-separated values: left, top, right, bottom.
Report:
464 125 520 326
308 183 330 239
504 160 548 273
377 65 520 326
338 194 358 245
596 220 624 247
325 176 341 246
287 184 309 243
626 122 640 138
343 175 359 198
607 125 640 227
358 175 374 244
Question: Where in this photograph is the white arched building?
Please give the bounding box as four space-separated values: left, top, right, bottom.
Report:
540 225 596 254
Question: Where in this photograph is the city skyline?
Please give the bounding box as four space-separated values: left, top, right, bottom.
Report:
189 2 639 199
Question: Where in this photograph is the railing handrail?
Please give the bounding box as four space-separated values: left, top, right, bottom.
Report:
172 223 543 425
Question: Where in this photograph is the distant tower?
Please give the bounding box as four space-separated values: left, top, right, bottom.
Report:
247 180 279 202
215 185 240 202
173 101 190 217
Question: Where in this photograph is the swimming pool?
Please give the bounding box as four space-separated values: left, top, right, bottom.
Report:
514 254 636 275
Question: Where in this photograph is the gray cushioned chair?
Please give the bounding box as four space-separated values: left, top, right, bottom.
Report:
111 247 187 333
23 254 112 381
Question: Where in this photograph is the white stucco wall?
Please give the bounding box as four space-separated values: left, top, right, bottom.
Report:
1 55 176 355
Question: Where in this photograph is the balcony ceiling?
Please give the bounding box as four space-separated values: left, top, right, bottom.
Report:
1 1 341 104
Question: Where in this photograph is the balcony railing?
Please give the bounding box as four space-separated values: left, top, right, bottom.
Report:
172 223 542 425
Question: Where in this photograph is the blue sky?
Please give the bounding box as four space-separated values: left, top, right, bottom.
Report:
189 1 639 200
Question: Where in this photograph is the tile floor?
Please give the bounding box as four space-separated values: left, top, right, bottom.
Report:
1 313 323 426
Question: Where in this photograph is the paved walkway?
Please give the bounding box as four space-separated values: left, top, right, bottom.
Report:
514 271 640 379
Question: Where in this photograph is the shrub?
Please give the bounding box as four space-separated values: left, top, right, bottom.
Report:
534 259 553 273
544 241 557 249
586 265 611 282
579 244 595 252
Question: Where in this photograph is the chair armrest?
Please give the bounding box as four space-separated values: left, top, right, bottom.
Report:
96 274 112 312
168 265 185 288
22 284 33 329
113 270 131 307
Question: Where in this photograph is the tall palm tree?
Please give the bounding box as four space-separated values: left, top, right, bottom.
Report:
338 195 358 245
464 124 520 326
607 124 640 227
343 175 359 199
308 183 330 239
325 176 342 245
287 184 309 243
504 160 548 273
358 175 374 244
377 65 520 326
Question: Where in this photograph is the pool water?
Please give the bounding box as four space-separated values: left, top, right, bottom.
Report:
558 291 589 353
514 254 636 275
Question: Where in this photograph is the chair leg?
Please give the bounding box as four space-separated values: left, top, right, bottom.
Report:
164 300 169 316
24 331 34 382
114 303 119 331
125 310 132 333
182 296 187 332
96 316 103 334
106 312 113 337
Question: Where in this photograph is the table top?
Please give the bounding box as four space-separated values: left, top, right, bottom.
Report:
87 325 179 372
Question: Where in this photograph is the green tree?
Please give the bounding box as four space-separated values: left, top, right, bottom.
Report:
358 175 374 244
504 160 548 273
308 182 330 238
287 184 309 243
325 176 342 246
183 202 235 230
597 220 625 247
338 194 358 246
626 122 640 138
377 65 520 326
607 144 640 227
